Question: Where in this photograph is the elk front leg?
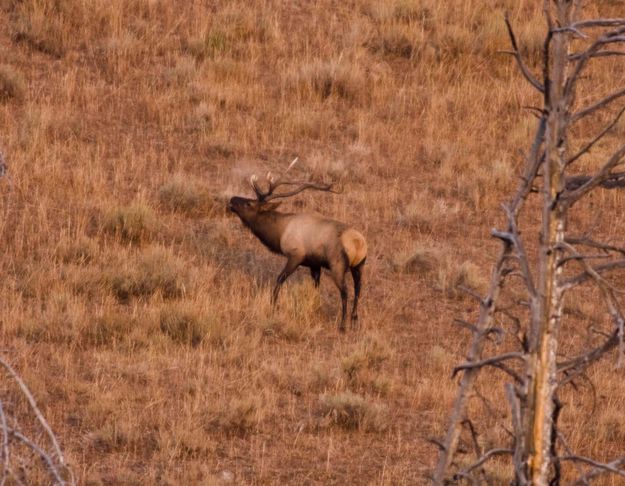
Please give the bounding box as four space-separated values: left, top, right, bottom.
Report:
272 256 302 307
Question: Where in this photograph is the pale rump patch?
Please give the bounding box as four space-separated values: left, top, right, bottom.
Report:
341 229 367 267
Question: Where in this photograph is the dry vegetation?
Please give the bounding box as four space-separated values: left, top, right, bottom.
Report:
0 0 624 483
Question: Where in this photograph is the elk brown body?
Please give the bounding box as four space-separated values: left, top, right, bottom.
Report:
228 173 366 331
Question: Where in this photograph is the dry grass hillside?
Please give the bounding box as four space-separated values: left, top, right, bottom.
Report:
0 0 624 484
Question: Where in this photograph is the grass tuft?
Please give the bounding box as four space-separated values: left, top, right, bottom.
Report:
211 397 262 434
158 175 213 216
318 392 388 432
103 203 157 243
394 245 442 275
0 64 26 101
342 337 391 380
57 236 98 265
81 312 135 347
104 248 189 301
159 303 223 347
294 59 366 102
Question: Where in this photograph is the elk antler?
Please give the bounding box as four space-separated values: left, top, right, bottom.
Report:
249 174 264 199
249 158 341 202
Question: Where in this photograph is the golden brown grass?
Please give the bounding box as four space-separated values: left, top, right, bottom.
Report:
0 0 624 483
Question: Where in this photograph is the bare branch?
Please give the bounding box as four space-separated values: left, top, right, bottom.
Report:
558 243 625 368
491 220 536 297
560 258 625 289
562 455 625 479
566 171 625 191
492 362 524 384
433 247 511 483
556 431 587 481
503 204 536 296
572 456 625 485
434 116 546 483
452 352 526 378
505 384 527 484
456 286 483 304
0 358 65 467
557 329 619 375
571 19 625 29
9 430 66 485
0 401 9 484
428 437 446 452
453 319 478 334
462 419 482 459
557 253 610 267
562 141 625 203
565 26 625 98
572 86 625 122
455 448 513 477
503 15 545 93
569 50 625 60
564 236 625 255
566 106 625 166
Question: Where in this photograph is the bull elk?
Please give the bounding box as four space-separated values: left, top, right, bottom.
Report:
228 160 367 331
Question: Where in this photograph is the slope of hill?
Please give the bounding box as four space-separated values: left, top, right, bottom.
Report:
0 0 624 483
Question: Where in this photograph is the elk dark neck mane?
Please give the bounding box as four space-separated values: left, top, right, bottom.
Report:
241 210 292 254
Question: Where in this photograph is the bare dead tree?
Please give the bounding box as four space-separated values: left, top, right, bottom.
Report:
434 2 625 484
0 356 73 485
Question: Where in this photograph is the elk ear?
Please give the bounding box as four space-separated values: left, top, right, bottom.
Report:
260 201 281 212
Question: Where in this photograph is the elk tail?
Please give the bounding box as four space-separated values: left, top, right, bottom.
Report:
340 229 367 268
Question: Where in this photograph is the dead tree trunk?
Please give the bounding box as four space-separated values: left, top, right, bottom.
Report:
523 5 571 482
434 2 625 484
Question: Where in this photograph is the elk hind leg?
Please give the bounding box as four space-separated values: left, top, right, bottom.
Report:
330 262 348 332
350 259 365 326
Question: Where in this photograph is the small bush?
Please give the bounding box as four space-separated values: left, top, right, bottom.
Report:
258 318 303 342
0 64 26 101
159 304 223 347
12 2 68 57
452 260 486 295
393 246 442 275
81 312 135 346
164 56 196 86
392 1 430 24
294 59 366 102
158 175 213 215
433 259 487 299
210 397 261 434
184 31 228 61
342 337 391 380
105 248 188 301
318 392 388 432
396 193 459 231
57 236 98 265
103 203 157 243
367 30 422 59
